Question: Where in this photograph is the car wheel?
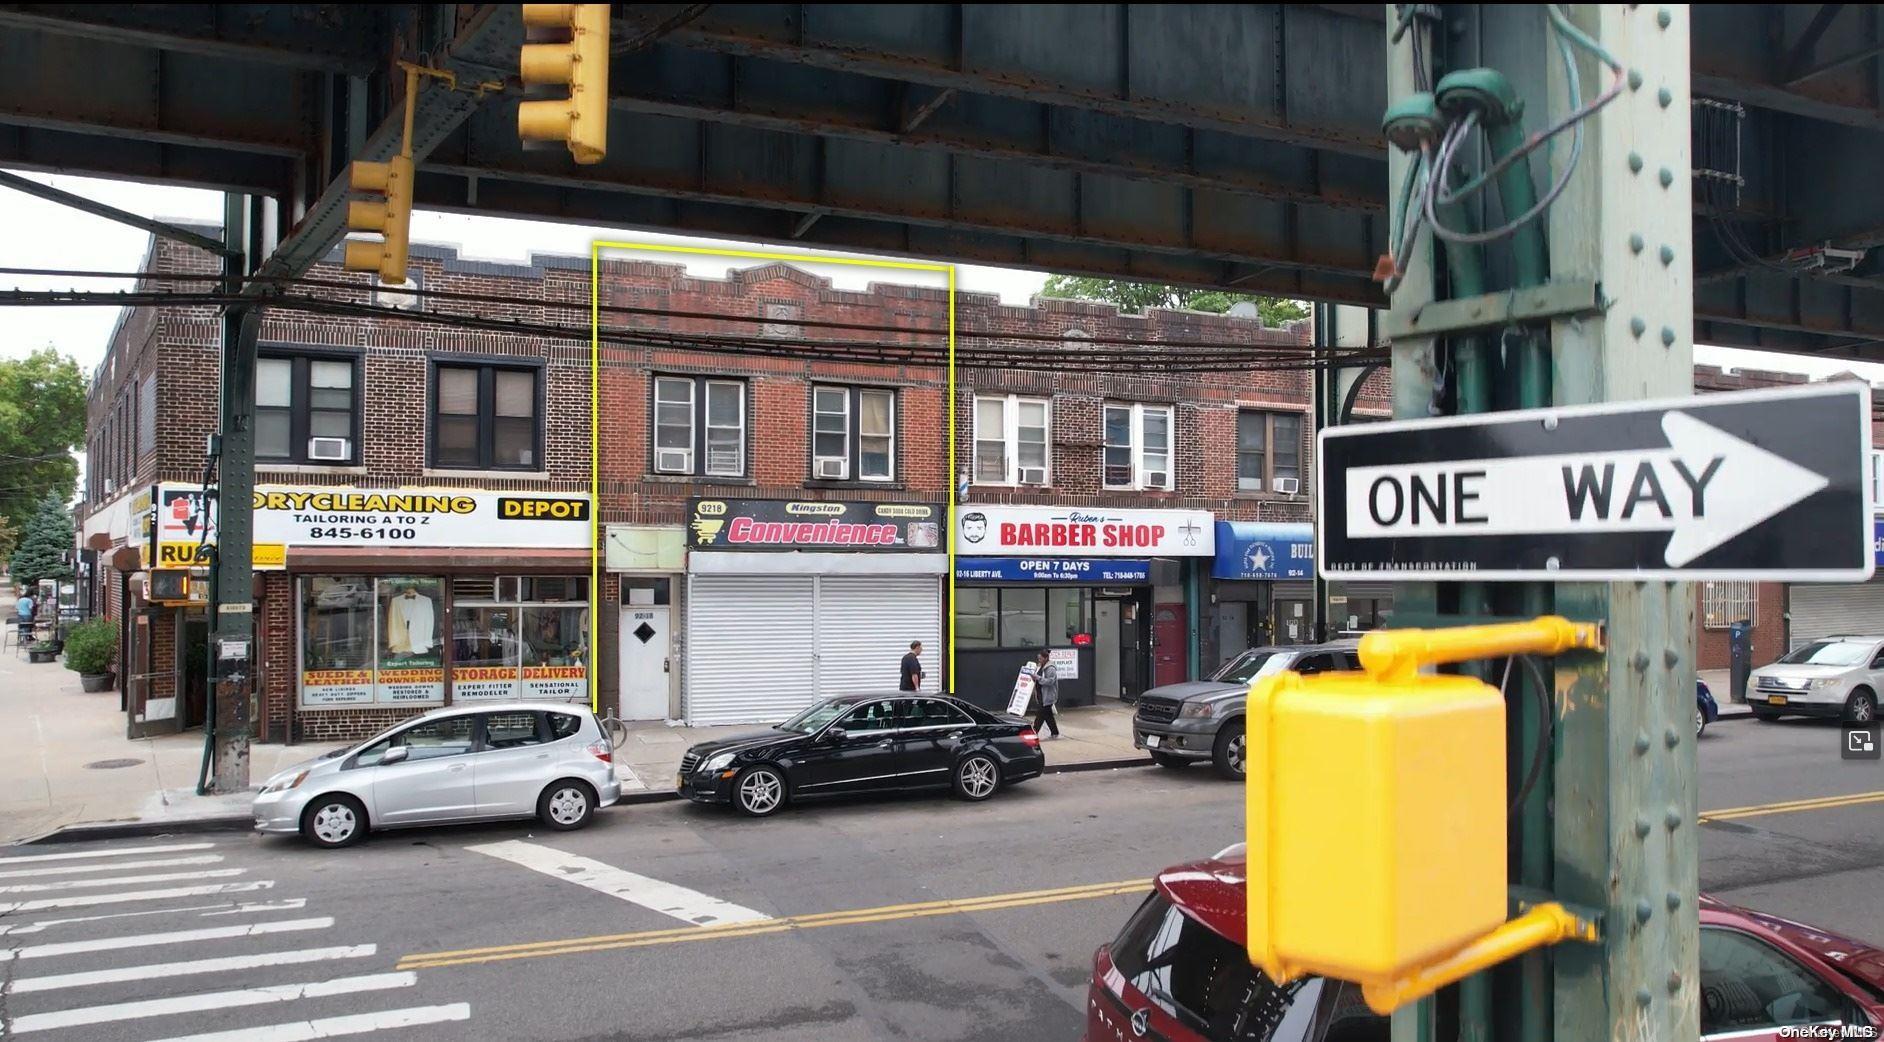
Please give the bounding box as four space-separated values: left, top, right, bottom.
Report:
300 795 367 849
732 765 787 817
1150 751 1191 769
537 780 595 831
953 753 1001 801
1846 687 1877 724
1695 708 1707 738
1212 723 1246 781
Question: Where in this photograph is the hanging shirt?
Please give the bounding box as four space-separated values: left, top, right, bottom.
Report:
386 592 435 655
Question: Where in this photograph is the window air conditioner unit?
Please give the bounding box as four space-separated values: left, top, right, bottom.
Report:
1018 466 1048 486
655 449 691 473
816 457 847 480
1146 471 1170 489
308 437 351 461
1274 477 1300 495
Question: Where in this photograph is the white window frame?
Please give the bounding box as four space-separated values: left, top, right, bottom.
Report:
972 394 1051 486
858 388 895 482
1701 581 1756 630
652 377 696 475
703 380 745 478
1102 402 1175 491
812 386 851 480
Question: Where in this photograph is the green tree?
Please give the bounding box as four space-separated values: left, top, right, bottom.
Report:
0 348 86 535
8 492 73 589
1039 275 1310 327
0 515 16 566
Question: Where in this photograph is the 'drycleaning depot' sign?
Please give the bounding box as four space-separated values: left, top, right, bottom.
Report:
253 486 592 549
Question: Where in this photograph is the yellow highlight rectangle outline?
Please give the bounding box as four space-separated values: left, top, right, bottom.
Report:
589 241 959 711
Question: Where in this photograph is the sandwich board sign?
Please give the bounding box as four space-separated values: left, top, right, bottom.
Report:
1316 382 1873 582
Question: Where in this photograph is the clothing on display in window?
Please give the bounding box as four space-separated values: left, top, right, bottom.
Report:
386 588 436 655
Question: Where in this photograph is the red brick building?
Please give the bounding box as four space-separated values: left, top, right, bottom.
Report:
81 231 1337 737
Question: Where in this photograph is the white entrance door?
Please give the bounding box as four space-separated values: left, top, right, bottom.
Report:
619 606 670 720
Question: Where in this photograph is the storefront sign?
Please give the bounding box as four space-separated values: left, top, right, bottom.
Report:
1213 522 1315 580
1049 647 1080 681
146 484 217 568
1007 663 1038 716
255 487 591 549
954 506 1214 557
450 667 519 701
302 669 374 706
954 557 1150 583
1874 518 1884 567
523 665 587 701
688 499 943 552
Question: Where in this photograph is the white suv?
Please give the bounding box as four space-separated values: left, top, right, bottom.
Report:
1747 637 1884 723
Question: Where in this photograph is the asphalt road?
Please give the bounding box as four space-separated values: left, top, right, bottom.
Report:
0 715 1876 1042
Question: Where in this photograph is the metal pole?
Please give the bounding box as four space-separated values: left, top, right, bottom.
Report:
209 195 261 793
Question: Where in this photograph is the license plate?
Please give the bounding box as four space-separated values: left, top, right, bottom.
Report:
1767 696 1788 706
1145 735 1161 749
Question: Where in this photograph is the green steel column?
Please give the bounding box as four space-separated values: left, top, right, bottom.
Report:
1546 8 1698 1042
209 196 261 793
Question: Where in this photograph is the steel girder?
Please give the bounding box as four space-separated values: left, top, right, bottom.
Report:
1693 3 1884 131
619 3 1391 158
0 4 383 75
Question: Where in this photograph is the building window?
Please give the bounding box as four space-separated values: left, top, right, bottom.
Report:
1701 581 1756 630
973 395 1050 485
653 376 746 477
1238 410 1303 493
449 575 591 703
812 386 896 482
1103 403 1175 490
255 354 360 465
297 575 444 708
431 362 541 471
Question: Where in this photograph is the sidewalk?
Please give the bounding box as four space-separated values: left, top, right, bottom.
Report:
0 646 309 844
1701 668 1754 718
610 698 1149 793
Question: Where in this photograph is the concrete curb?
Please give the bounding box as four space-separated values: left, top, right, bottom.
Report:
19 754 1165 843
18 814 256 846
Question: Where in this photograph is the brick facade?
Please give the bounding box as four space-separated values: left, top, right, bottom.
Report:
84 230 1328 738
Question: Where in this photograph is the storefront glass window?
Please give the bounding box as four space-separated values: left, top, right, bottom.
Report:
520 605 588 701
377 577 444 704
451 604 521 701
1047 587 1089 643
955 588 997 647
300 576 375 706
1001 588 1047 647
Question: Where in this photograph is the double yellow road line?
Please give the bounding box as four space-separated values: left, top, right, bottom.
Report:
1698 788 1884 824
398 876 1151 971
400 788 1884 972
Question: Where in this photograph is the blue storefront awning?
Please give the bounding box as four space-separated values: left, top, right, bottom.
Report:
954 557 1151 583
1213 522 1315 580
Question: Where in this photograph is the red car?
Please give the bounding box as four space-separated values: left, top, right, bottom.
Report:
1086 847 1884 1042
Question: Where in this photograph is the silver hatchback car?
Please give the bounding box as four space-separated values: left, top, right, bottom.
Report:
254 703 622 848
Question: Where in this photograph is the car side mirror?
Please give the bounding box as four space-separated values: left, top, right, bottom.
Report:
380 746 410 765
824 727 848 743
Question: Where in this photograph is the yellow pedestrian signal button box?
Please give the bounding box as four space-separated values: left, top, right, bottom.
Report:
1245 666 1507 985
1244 616 1604 1004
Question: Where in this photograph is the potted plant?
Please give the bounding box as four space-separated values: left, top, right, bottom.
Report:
27 640 59 664
62 618 117 692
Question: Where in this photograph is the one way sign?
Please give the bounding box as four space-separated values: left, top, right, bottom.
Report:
1317 382 1874 582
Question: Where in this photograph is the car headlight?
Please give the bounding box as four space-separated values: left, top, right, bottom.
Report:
262 770 309 794
1178 702 1217 719
701 752 736 773
1811 678 1843 690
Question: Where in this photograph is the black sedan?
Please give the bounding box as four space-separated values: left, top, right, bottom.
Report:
676 693 1045 816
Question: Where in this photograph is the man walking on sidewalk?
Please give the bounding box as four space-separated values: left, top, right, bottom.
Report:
1031 649 1061 739
899 641 925 692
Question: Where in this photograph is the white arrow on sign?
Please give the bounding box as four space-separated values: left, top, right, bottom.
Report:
1344 411 1828 566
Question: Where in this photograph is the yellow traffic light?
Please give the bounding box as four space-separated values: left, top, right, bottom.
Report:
518 3 610 164
1245 616 1605 1013
342 155 414 283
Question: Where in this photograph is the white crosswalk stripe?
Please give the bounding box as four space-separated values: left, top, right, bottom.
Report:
140 1003 473 1042
7 944 376 993
0 853 223 880
467 838 773 927
0 840 472 1040
0 867 244 894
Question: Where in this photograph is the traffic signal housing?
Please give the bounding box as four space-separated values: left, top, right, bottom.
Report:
342 155 414 283
518 4 610 164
